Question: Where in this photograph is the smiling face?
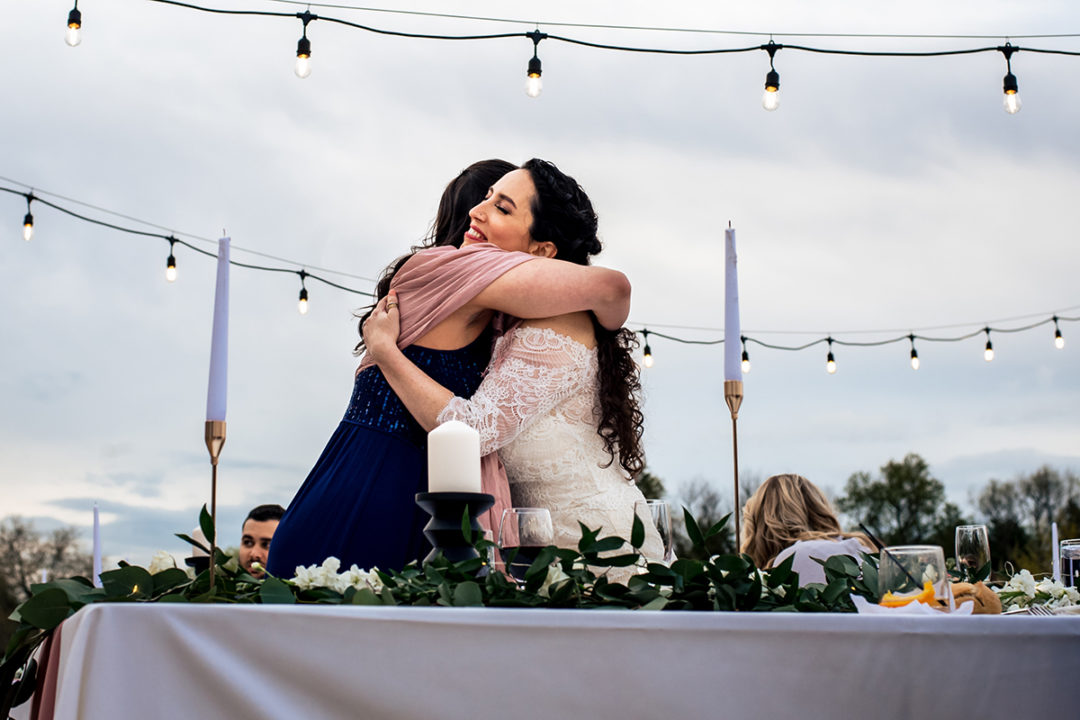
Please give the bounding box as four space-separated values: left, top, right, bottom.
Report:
462 169 542 254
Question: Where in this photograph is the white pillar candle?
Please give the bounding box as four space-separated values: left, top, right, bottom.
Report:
190 527 210 558
427 421 482 494
206 237 231 422
92 502 102 588
724 227 742 382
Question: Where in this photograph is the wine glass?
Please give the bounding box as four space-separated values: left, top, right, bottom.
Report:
1061 539 1080 588
878 545 950 611
498 508 554 581
954 524 991 582
634 500 675 565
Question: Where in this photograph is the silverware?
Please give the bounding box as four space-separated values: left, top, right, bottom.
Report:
1027 605 1055 616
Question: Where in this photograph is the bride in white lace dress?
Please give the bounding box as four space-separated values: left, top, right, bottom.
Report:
364 159 664 568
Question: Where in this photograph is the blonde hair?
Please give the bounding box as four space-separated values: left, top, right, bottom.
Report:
740 473 870 569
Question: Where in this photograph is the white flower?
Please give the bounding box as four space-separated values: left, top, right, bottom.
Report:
148 550 176 574
290 556 381 594
538 565 570 598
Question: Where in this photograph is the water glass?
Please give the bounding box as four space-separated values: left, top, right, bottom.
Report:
1061 539 1080 588
497 508 554 581
634 500 675 564
878 545 950 610
955 524 991 581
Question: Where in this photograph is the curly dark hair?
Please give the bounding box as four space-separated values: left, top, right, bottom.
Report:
522 158 646 477
354 159 515 355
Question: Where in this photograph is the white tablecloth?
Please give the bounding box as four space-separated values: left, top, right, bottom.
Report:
26 604 1080 720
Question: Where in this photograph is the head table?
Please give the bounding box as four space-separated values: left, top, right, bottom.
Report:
15 603 1078 720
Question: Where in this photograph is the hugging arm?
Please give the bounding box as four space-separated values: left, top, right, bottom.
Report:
364 298 586 449
473 258 630 330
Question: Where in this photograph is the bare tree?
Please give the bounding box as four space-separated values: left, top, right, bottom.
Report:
0 517 93 601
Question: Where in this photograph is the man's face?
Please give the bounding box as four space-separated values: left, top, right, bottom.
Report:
239 518 279 578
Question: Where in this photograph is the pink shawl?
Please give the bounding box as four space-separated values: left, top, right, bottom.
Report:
359 243 534 536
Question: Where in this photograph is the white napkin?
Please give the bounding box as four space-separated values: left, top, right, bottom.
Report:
852 595 974 615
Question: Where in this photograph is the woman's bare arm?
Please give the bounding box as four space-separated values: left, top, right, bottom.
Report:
471 258 630 330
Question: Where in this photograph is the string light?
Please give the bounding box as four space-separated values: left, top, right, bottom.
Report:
909 334 920 370
642 329 654 368
1053 316 1065 349
826 337 837 374
740 335 751 373
65 2 82 47
166 237 178 282
984 327 995 361
297 270 309 314
22 194 34 242
525 30 545 98
137 1 1080 114
999 43 1021 114
762 41 781 111
295 11 314 79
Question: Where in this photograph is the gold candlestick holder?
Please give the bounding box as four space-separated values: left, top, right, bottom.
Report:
205 420 226 589
723 380 743 553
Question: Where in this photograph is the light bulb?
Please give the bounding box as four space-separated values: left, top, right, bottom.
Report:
762 89 779 111
66 7 81 47
1002 70 1020 114
642 344 653 369
741 357 751 374
826 351 836 374
910 350 920 370
525 53 542 98
295 55 311 79
525 74 542 98
762 68 780 111
295 36 312 79
166 255 177 282
1054 329 1064 350
984 343 994 362
23 213 33 242
298 287 309 314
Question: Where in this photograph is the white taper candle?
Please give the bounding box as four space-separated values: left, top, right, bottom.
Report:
92 502 102 588
206 237 231 422
724 227 742 382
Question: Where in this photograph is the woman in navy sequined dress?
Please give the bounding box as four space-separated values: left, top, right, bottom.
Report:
267 160 631 576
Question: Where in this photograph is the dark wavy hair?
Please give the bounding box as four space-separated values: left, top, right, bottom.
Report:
521 158 646 478
354 159 516 355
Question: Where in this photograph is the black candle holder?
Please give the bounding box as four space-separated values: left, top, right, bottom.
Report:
415 491 494 565
185 555 210 575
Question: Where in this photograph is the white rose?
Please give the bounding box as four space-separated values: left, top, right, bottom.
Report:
1016 570 1037 597
538 565 571 598
148 550 176 574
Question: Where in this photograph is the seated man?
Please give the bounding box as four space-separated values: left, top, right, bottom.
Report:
239 504 285 578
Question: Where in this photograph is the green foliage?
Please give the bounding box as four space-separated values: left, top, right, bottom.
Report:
837 453 970 546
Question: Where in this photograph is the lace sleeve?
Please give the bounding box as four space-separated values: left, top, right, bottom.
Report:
436 327 592 455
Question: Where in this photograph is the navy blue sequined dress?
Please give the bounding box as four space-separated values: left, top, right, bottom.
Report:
267 330 492 576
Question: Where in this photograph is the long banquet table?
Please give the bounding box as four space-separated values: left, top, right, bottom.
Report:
19 603 1080 720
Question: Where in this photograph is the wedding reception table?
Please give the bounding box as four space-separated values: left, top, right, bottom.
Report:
20 603 1079 720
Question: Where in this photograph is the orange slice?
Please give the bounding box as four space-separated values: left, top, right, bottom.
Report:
880 581 936 608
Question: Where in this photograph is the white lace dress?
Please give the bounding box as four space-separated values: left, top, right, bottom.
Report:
436 326 664 567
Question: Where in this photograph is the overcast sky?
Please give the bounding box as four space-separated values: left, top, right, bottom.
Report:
2 1 1078 568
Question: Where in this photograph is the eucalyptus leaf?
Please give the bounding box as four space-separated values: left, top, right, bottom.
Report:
259 577 296 604
152 568 191 595
452 581 483 606
682 507 705 548
175 532 211 555
16 589 73 630
199 504 215 546
460 508 473 545
630 513 645 549
100 566 154 599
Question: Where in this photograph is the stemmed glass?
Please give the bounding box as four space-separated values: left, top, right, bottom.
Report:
497 508 554 582
634 500 675 565
878 545 951 611
954 524 991 582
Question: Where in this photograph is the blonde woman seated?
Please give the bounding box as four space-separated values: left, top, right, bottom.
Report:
740 473 874 585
